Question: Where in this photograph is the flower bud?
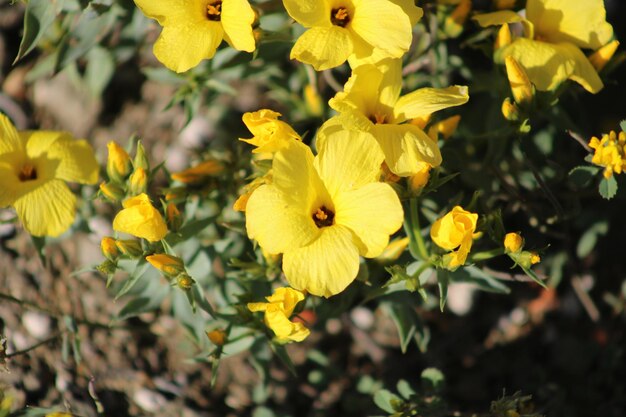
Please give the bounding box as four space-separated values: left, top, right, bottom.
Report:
96 259 117 275
146 253 185 277
113 194 168 242
427 115 461 140
128 167 148 196
505 56 534 105
304 85 324 117
444 0 471 38
495 23 512 50
376 237 410 263
115 239 144 258
501 98 520 121
99 182 125 202
503 232 523 253
133 140 150 171
589 40 619 72
171 160 224 184
408 163 431 195
206 329 227 346
101 236 120 261
166 203 183 232
176 273 195 290
106 142 132 183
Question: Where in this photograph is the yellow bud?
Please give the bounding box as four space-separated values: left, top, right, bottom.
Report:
233 192 251 212
146 253 185 277
408 163 431 194
495 23 512 50
207 329 227 346
503 232 523 253
100 236 119 260
304 85 324 117
530 253 541 264
171 160 224 184
128 167 148 196
410 114 432 130
115 239 144 258
505 56 534 105
501 97 520 121
428 115 461 141
99 182 125 202
133 140 150 171
376 237 410 263
444 0 472 38
106 141 132 183
176 273 195 290
589 40 620 72
113 194 168 242
166 203 183 232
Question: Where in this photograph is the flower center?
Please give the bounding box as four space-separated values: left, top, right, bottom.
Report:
331 7 350 27
312 206 335 228
206 1 222 21
18 163 37 182
369 113 387 124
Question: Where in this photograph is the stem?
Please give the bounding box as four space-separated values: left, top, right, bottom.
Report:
469 248 505 262
409 198 430 261
4 331 64 359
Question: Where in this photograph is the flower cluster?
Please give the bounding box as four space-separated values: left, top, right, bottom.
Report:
589 130 626 179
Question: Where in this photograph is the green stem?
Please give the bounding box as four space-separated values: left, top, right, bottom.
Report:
409 198 430 261
469 248 504 262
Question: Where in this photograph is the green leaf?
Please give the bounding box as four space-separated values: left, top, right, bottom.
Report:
396 379 416 400
373 389 402 414
85 46 115 96
576 221 609 258
15 0 62 63
382 302 417 354
115 260 150 300
569 166 600 187
599 175 618 200
620 119 626 132
270 343 296 376
30 235 47 266
116 296 164 321
421 368 445 391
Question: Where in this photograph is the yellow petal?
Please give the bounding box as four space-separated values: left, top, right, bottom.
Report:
526 0 613 49
349 0 412 58
113 194 167 242
221 0 256 52
335 182 403 257
394 85 469 122
389 0 423 26
265 287 305 316
329 63 385 116
40 133 98 184
153 21 223 73
282 0 331 27
0 113 23 155
133 0 202 26
589 40 620 72
499 39 603 93
13 179 76 237
371 123 442 176
473 10 533 38
315 121 384 197
245 184 320 254
290 26 353 71
283 224 360 297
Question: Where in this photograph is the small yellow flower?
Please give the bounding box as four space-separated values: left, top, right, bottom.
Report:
248 287 310 343
284 0 422 70
430 206 479 270
589 130 626 179
503 232 523 253
106 141 132 183
329 58 469 176
474 0 614 93
504 56 534 105
101 237 120 260
239 109 301 154
128 167 148 196
589 40 620 72
113 193 167 242
0 114 98 237
530 252 541 264
171 160 224 184
146 253 185 277
246 135 403 297
206 328 227 346
134 0 256 73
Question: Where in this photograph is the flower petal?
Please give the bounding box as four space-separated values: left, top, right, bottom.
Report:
350 0 412 58
13 179 76 237
394 86 469 122
282 0 331 27
371 123 442 176
245 184 320 254
0 113 23 155
283 225 360 297
153 21 223 73
221 0 256 52
526 0 613 49
133 0 204 26
335 182 403 257
290 26 353 71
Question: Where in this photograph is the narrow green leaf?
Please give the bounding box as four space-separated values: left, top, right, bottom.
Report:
270 343 297 376
115 260 150 300
85 46 115 96
15 0 60 63
382 302 417 354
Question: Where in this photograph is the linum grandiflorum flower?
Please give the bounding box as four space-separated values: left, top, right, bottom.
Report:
430 206 479 270
134 0 256 73
474 0 614 93
0 114 98 237
283 0 422 70
248 287 310 343
245 131 403 297
113 193 167 242
328 58 468 176
239 109 302 154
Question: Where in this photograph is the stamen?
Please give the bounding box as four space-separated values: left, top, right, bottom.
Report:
369 113 387 124
207 1 222 21
19 163 37 182
313 206 335 228
331 7 350 27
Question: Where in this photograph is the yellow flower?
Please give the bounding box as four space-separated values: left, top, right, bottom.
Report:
430 206 478 270
146 253 185 277
0 114 98 237
329 58 469 176
474 0 614 93
101 237 120 260
504 232 523 253
134 0 256 73
113 193 167 242
247 287 310 343
106 141 132 183
284 0 422 70
171 160 223 184
245 134 403 297
589 130 626 179
504 56 534 105
239 109 301 154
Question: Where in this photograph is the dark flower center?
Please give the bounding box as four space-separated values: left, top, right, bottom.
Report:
331 7 350 27
19 163 37 182
369 113 387 124
207 1 222 21
312 206 335 228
